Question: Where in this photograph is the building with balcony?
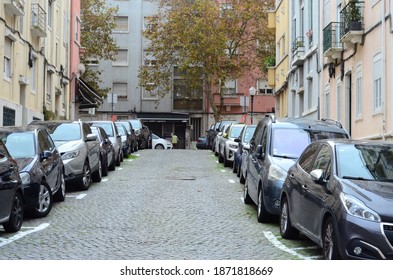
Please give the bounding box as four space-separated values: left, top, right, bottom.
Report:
1 0 70 126
321 0 393 140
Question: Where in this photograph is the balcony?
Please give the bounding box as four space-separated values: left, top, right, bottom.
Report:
291 36 305 66
31 3 47 37
4 0 25 16
340 0 364 46
323 22 343 61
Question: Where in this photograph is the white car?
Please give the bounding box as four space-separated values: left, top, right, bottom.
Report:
152 133 173 149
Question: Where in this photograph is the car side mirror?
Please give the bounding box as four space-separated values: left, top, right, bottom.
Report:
234 138 241 143
243 144 250 150
86 133 98 142
256 145 265 160
217 132 223 136
310 169 326 183
41 150 53 161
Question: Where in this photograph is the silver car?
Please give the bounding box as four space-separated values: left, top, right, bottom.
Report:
29 120 102 190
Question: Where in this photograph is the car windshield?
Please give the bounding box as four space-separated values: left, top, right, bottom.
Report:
4 132 36 158
117 126 127 136
336 143 393 181
50 123 81 141
92 123 114 137
130 120 142 130
229 126 244 138
244 127 256 143
272 128 310 158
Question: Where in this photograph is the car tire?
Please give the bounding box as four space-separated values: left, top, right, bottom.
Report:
102 155 109 176
240 170 246 184
92 157 102 183
223 149 230 167
109 151 116 171
155 144 164 149
120 149 124 162
237 165 241 178
232 160 237 173
323 216 340 260
31 181 53 218
243 178 252 205
279 197 300 239
54 171 66 202
79 161 92 190
115 150 121 166
3 191 23 233
257 187 272 223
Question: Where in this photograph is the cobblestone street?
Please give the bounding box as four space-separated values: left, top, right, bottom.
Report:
0 149 321 260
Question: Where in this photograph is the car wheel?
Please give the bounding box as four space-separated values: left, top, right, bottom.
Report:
3 191 23 233
323 216 340 260
243 178 252 205
120 149 124 162
80 161 92 190
109 151 116 171
237 165 241 178
240 170 246 184
115 150 121 166
155 144 164 149
279 197 300 239
54 171 66 202
32 181 53 218
257 187 271 223
223 149 230 167
92 157 102 183
232 160 237 173
102 154 109 176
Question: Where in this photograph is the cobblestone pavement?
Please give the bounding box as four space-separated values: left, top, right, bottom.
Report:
0 149 322 260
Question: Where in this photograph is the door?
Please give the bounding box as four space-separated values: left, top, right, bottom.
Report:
0 142 17 220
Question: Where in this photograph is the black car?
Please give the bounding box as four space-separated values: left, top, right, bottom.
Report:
116 120 138 153
90 126 115 176
1 126 65 218
115 122 132 157
0 140 24 233
244 115 350 223
280 139 393 260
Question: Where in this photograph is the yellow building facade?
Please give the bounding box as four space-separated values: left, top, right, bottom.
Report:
1 0 70 126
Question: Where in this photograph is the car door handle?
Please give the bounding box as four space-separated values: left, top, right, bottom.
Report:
289 174 295 179
302 185 308 190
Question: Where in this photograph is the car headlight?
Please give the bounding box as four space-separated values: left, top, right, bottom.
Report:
20 172 31 185
268 165 287 181
340 193 381 222
61 150 80 160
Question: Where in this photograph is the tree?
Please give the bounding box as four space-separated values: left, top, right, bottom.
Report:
138 0 274 121
80 0 119 97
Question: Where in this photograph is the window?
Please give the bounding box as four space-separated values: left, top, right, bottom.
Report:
31 56 37 92
222 79 237 95
47 72 52 103
113 83 128 100
325 85 330 118
63 14 68 45
3 37 12 79
373 52 382 112
113 49 128 66
75 16 81 43
337 80 342 122
114 16 128 32
3 107 15 126
356 64 362 117
48 0 53 28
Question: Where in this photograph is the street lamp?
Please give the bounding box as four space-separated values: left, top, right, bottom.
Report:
249 86 256 124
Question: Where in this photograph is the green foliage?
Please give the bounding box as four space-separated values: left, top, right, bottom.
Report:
138 0 275 121
43 106 55 120
80 0 119 96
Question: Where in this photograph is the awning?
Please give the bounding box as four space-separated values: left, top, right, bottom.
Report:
137 112 189 122
77 78 103 109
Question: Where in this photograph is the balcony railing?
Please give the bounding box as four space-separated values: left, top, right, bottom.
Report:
4 0 25 16
291 36 305 66
340 0 364 39
31 3 47 37
323 22 343 58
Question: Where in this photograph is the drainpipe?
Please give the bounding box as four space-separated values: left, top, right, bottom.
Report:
382 0 386 140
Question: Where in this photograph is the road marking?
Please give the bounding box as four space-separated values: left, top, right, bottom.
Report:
66 194 87 199
263 231 316 260
117 167 123 171
228 179 236 184
0 223 50 247
101 178 108 182
220 169 226 173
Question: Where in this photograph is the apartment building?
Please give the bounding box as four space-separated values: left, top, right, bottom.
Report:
1 0 71 126
322 0 392 140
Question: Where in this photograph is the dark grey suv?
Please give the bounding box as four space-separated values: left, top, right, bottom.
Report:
243 115 350 223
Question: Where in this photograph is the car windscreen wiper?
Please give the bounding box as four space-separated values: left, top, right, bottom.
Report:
342 176 373 181
273 154 298 159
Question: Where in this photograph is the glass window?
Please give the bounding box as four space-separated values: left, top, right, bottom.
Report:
50 123 81 141
5 133 36 158
113 49 128 66
373 52 382 112
114 16 128 32
272 128 310 158
312 145 331 180
298 143 319 174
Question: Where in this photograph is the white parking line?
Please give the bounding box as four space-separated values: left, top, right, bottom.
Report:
117 167 123 171
263 231 316 260
220 169 226 173
66 194 87 199
0 223 50 247
101 178 108 182
228 179 236 184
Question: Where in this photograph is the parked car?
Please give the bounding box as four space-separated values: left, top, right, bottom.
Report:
205 123 217 150
151 133 173 149
0 139 24 232
90 126 115 176
218 123 245 167
280 138 393 260
244 115 350 223
233 124 256 178
214 120 236 156
196 136 207 150
116 120 138 152
0 126 65 218
29 120 101 191
115 122 132 157
87 121 123 166
128 119 150 150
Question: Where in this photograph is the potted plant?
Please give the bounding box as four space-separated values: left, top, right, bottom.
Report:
348 0 362 30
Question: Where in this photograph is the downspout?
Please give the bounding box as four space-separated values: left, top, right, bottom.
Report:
382 0 386 140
